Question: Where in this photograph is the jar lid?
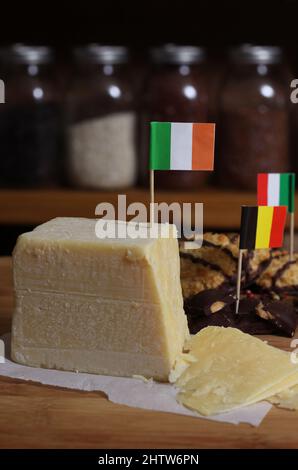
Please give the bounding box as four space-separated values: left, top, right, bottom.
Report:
150 44 206 64
74 44 129 64
229 45 282 64
3 44 54 64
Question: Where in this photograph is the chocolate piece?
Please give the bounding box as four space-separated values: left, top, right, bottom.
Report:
184 288 234 317
256 300 297 337
185 290 294 337
237 296 259 314
187 308 237 334
186 298 277 336
180 232 298 338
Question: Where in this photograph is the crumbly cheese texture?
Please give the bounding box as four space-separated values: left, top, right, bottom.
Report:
173 326 298 415
11 218 189 381
268 384 298 411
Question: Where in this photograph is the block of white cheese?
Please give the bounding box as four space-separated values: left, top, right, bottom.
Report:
11 218 189 381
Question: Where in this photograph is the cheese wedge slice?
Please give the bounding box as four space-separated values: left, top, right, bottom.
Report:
268 384 298 410
11 218 189 381
175 326 298 415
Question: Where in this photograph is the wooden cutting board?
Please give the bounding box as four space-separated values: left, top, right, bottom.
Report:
0 256 297 449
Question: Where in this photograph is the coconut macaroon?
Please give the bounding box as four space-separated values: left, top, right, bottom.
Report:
256 251 298 294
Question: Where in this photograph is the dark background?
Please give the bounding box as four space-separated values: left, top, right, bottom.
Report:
0 1 297 60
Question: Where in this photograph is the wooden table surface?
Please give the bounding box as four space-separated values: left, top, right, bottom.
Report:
1 257 298 449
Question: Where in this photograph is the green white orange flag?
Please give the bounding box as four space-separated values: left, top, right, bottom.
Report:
150 122 215 171
239 206 287 250
258 173 295 213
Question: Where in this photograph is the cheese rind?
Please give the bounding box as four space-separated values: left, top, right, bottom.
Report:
12 218 189 381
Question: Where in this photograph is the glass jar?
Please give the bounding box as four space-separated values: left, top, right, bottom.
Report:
0 44 63 187
0 47 7 97
67 45 137 189
289 67 298 180
138 45 209 189
217 45 290 190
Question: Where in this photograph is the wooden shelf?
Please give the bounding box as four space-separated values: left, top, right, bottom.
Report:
0 188 297 229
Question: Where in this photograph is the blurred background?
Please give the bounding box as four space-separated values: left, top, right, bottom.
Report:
1 0 298 253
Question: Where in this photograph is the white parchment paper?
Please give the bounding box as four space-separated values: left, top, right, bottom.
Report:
0 334 272 426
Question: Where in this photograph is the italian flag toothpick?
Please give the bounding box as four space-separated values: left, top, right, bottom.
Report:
257 173 295 213
257 173 296 260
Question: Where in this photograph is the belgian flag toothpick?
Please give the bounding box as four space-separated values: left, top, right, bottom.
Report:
236 205 287 313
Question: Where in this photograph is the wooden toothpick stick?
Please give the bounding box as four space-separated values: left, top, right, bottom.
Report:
235 249 243 314
290 212 295 261
150 169 155 227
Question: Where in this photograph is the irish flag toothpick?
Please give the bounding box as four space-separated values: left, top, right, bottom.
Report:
149 122 215 224
257 173 296 260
